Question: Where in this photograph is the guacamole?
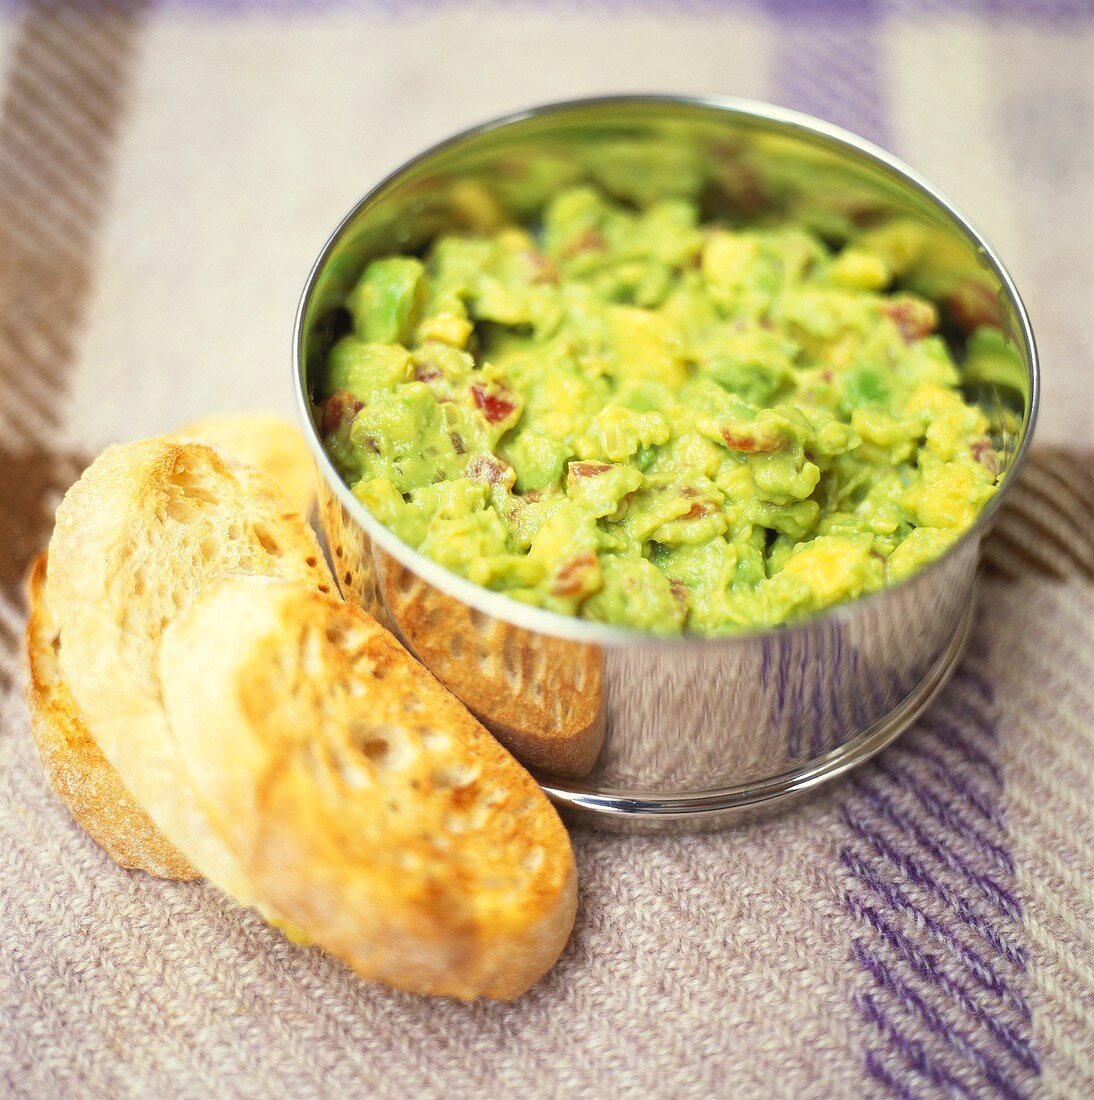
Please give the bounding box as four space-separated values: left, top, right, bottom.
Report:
318 185 1001 635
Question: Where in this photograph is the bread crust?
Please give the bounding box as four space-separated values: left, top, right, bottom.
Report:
371 549 605 777
24 553 198 880
46 438 333 903
161 574 577 1001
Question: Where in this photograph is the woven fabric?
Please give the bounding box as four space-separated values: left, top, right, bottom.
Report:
0 3 1090 1097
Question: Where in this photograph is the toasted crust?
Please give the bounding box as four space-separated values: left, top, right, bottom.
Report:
161 574 577 1001
173 413 315 519
371 549 605 777
46 439 333 903
24 554 198 880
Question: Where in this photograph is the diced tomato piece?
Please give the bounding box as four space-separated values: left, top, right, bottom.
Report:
570 462 612 477
321 390 363 435
563 228 607 259
883 299 937 344
721 427 785 454
524 250 560 286
464 454 513 486
414 362 442 383
669 579 689 609
551 552 597 597
471 383 517 424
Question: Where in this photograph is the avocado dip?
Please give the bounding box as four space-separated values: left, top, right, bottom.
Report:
318 184 1002 635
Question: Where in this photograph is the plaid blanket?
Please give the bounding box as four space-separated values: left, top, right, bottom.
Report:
0 3 1090 1096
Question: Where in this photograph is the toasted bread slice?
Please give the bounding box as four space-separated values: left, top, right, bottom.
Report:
46 439 334 902
24 416 315 880
174 413 315 518
160 574 577 1001
24 553 198 880
371 549 604 777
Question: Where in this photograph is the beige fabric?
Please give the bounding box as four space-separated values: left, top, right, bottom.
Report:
0 4 1090 1097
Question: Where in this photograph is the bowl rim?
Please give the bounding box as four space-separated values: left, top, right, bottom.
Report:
293 92 1039 649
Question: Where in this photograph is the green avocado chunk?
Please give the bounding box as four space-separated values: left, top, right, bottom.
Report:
348 256 426 344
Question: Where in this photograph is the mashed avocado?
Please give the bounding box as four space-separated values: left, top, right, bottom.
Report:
319 185 1001 635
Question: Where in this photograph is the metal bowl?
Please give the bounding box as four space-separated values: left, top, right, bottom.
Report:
294 95 1038 832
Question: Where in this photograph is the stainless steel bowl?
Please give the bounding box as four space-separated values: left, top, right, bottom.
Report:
294 95 1038 832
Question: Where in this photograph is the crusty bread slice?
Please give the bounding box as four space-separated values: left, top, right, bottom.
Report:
24 553 198 880
160 574 577 1001
173 413 315 518
24 415 314 881
371 549 605 777
46 439 334 902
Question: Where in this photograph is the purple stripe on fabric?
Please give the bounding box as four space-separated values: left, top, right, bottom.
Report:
762 0 890 146
847 898 1038 1071
936 692 998 744
855 992 976 1099
922 718 1005 788
840 848 1030 1016
842 808 1028 971
853 940 1031 1100
899 742 1005 832
874 757 1015 876
864 1051 921 1100
852 777 1022 920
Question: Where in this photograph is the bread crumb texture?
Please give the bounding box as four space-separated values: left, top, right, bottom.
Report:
172 412 316 519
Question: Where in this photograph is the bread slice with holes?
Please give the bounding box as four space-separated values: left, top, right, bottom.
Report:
24 552 198 880
24 415 314 881
46 438 334 902
160 573 577 1001
372 549 604 777
173 412 316 518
